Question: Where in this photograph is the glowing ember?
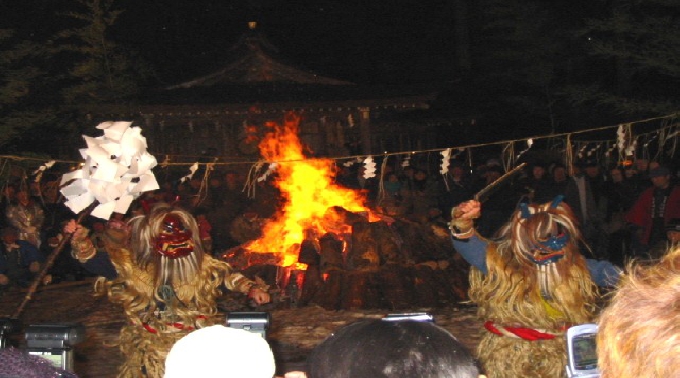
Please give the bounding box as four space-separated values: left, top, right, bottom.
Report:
245 113 370 268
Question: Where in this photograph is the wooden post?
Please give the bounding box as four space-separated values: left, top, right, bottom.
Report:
379 264 414 310
358 107 372 155
341 271 381 310
311 270 344 310
347 221 379 271
318 233 345 272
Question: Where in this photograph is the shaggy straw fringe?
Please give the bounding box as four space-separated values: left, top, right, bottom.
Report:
469 201 598 378
98 246 249 377
85 205 258 377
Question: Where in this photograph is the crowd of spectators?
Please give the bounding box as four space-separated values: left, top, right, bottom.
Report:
1 154 678 292
0 154 678 376
0 168 284 291
340 155 678 267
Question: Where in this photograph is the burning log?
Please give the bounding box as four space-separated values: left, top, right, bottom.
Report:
310 270 344 309
323 206 368 229
347 221 380 271
373 221 404 265
379 264 415 309
346 220 404 270
318 233 345 273
219 115 469 310
221 246 281 271
222 207 471 310
299 264 321 306
341 271 381 310
298 234 322 306
309 209 471 310
391 220 455 263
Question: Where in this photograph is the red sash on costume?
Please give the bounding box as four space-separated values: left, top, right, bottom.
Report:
141 315 208 334
484 321 570 341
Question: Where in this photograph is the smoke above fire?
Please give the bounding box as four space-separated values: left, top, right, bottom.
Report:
245 113 369 267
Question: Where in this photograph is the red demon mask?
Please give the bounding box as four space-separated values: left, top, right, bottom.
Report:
154 214 194 259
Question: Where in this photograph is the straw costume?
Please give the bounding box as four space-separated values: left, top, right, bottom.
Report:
450 197 619 378
67 203 269 377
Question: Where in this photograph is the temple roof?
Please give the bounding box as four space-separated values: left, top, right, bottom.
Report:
167 22 353 89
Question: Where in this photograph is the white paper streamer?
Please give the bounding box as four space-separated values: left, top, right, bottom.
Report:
342 157 363 167
179 163 199 183
363 156 376 178
605 142 617 157
257 163 278 182
586 143 601 158
60 121 159 220
617 123 637 161
577 142 588 160
32 160 56 182
516 138 533 160
617 125 626 152
440 148 452 174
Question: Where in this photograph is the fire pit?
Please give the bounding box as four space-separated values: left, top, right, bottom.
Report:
222 113 470 310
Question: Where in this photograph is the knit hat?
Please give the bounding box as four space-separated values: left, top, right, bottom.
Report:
649 166 670 178
164 325 276 378
665 219 680 233
486 158 501 167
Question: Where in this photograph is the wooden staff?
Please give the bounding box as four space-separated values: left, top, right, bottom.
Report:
12 202 96 319
474 162 527 203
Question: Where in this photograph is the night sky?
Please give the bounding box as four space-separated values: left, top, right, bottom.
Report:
113 0 462 85
0 0 612 89
1 0 467 86
2 0 676 148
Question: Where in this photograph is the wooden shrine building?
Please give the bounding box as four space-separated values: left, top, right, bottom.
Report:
84 23 439 163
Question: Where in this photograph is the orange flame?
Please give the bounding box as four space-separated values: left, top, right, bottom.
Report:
245 113 369 267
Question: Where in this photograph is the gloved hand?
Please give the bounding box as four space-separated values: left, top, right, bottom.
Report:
449 200 481 237
63 219 86 239
248 287 271 305
64 220 96 262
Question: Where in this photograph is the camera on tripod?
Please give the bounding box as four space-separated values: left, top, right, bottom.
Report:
0 317 22 348
1 318 85 372
24 322 85 372
226 312 270 339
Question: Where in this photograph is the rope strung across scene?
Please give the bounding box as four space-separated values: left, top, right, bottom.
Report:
1 112 678 169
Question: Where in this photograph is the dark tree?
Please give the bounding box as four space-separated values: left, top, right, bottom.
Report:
55 0 153 105
566 0 680 117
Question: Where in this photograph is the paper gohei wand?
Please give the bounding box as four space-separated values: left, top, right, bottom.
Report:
60 121 160 220
13 121 159 318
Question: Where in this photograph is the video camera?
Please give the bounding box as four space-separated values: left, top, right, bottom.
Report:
1 319 85 373
0 317 22 348
382 312 434 323
25 322 86 372
226 312 270 339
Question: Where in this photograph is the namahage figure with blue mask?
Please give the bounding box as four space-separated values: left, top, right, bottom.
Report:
450 195 620 378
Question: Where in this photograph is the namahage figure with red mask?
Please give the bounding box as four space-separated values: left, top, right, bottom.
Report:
449 196 620 378
64 203 270 377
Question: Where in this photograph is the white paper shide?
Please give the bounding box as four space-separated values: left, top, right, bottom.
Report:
60 121 159 220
